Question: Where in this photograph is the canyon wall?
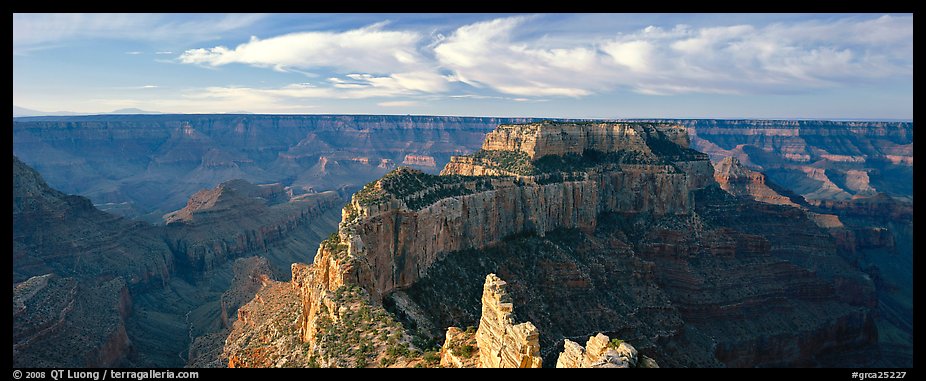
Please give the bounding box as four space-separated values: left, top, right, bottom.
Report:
162 179 343 274
13 115 537 222
14 116 910 224
13 156 173 287
336 122 710 300
672 119 913 201
12 156 344 367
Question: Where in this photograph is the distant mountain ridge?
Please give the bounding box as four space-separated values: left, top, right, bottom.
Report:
13 114 910 225
13 105 161 117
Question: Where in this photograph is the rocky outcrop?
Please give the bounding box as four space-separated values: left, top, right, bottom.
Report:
163 179 342 273
13 275 134 367
472 274 542 368
163 180 289 224
225 247 425 368
439 274 541 368
438 276 658 369
713 156 800 207
556 333 657 368
481 121 688 159
13 156 173 286
336 122 711 301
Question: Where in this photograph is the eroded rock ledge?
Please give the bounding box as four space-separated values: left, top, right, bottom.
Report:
331 121 713 301
438 274 654 368
439 274 542 368
556 333 659 368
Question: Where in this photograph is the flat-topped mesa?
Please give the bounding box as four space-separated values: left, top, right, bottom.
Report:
163 179 291 224
442 121 713 188
318 122 716 302
480 121 690 159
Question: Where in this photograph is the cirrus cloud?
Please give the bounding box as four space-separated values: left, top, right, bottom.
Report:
174 14 912 101
435 14 912 96
178 22 425 74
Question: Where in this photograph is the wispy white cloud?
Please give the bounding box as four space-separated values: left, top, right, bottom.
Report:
155 51 173 55
105 13 913 109
177 22 452 96
178 22 424 74
434 14 912 96
184 77 440 103
434 16 614 97
125 51 143 55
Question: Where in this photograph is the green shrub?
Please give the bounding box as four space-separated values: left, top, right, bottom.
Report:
423 351 440 365
453 344 475 358
608 338 624 349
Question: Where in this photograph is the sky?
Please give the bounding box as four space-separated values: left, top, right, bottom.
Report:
12 13 913 119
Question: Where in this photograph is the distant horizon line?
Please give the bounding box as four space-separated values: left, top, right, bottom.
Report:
11 112 914 123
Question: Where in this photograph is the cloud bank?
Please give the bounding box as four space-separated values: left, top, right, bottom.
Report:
173 14 911 104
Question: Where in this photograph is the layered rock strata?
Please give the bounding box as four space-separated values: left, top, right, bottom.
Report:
221 121 880 367
439 274 656 368
334 122 713 301
13 115 538 222
713 156 801 207
162 179 342 273
556 333 658 368
471 274 542 368
13 156 173 286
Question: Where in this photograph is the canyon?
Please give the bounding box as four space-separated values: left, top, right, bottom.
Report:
220 121 890 367
13 116 911 223
12 156 342 367
12 115 912 368
13 115 536 223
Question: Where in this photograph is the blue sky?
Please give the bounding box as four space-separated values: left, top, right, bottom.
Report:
13 13 913 119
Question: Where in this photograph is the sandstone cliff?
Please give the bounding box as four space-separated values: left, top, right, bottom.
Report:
713 156 801 207
332 122 712 301
224 245 428 368
440 274 542 368
13 155 173 287
220 121 882 367
162 178 342 274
